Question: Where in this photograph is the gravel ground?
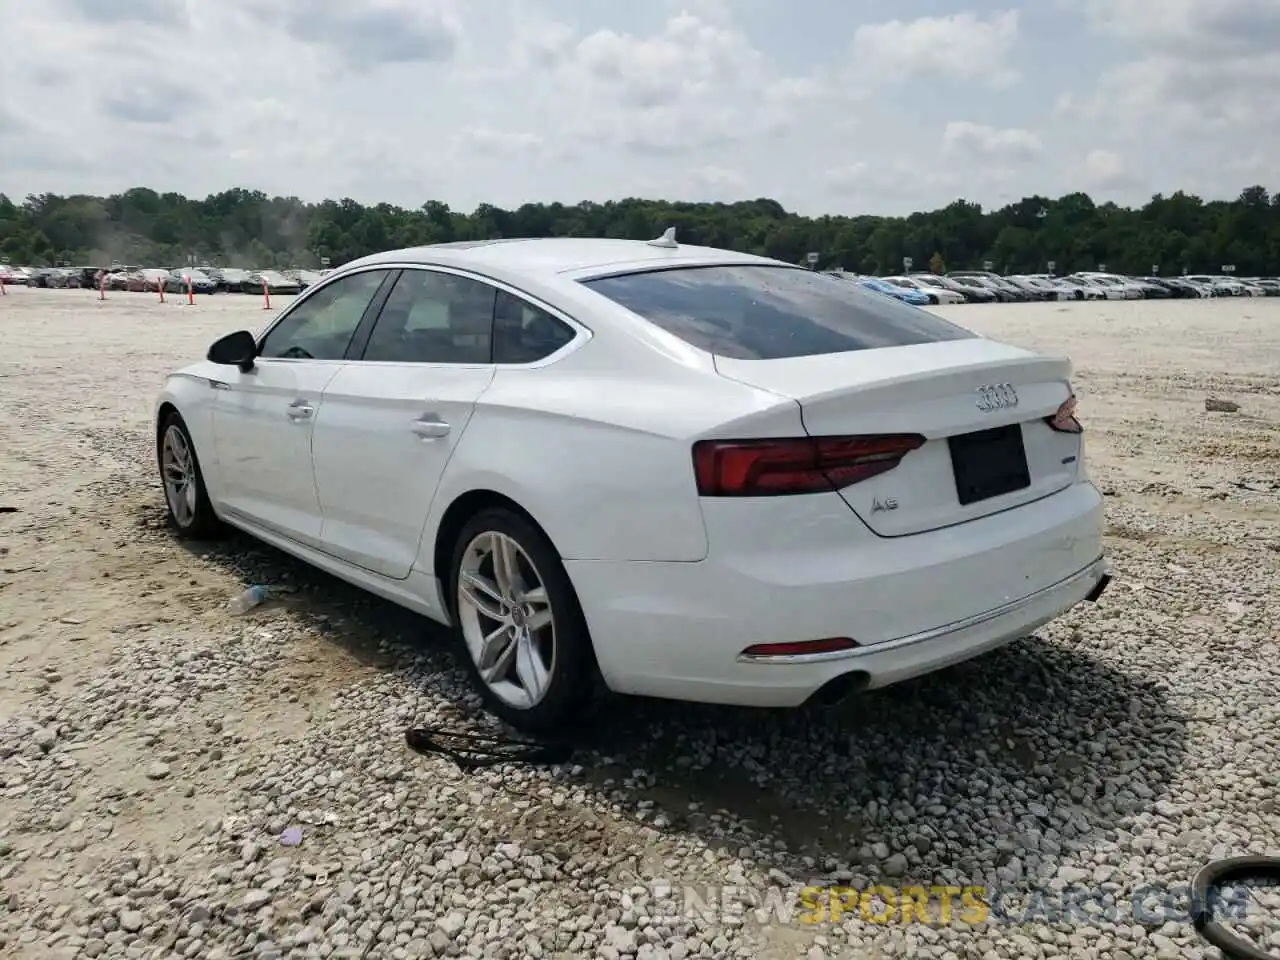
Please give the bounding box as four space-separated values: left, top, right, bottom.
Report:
0 286 1278 960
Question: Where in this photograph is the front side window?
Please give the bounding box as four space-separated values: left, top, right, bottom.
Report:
258 269 389 361
361 269 496 364
581 265 974 361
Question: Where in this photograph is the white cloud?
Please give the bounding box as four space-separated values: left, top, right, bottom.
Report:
1078 150 1133 191
0 0 1271 217
1071 0 1280 54
849 11 1021 87
943 122 1044 163
1062 0 1279 191
455 127 545 156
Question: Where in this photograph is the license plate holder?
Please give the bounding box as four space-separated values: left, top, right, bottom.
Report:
948 424 1031 506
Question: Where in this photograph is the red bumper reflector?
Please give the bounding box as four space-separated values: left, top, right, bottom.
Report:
741 637 859 658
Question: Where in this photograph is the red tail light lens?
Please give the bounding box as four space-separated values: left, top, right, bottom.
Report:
1046 394 1083 434
692 434 926 496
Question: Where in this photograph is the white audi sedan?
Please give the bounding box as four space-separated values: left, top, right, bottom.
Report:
155 234 1110 731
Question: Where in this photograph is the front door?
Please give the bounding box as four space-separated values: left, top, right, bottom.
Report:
210 268 393 546
210 361 344 546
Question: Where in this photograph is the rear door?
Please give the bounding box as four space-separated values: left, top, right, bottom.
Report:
310 267 500 579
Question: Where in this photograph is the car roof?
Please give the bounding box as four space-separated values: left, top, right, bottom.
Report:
340 236 781 281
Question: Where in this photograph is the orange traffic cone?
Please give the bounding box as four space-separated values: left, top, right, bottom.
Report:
158 277 165 303
187 277 194 305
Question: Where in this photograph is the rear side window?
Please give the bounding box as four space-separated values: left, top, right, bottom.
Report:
580 265 974 360
493 290 576 364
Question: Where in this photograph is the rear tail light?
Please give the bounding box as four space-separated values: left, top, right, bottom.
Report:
692 434 925 497
1046 394 1083 434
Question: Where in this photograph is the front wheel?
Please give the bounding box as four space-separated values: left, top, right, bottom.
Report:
449 508 594 732
158 412 224 539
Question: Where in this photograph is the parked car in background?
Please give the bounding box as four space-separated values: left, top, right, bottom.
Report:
166 268 218 294
882 276 966 304
1062 275 1123 300
1072 273 1144 299
153 235 1109 730
210 267 251 293
1125 277 1171 298
1181 278 1219 296
913 273 994 303
1185 274 1240 296
292 269 323 289
246 270 302 295
1055 278 1106 300
1010 276 1079 301
952 275 1020 302
26 267 59 287
127 268 172 292
1003 276 1058 301
853 275 933 306
949 271 1032 302
1246 278 1280 296
1140 277 1199 298
106 270 133 291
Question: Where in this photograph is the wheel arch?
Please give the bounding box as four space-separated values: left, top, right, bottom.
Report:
431 487 604 684
432 488 552 609
156 400 180 437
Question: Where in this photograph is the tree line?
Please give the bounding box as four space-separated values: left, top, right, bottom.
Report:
1 184 1278 277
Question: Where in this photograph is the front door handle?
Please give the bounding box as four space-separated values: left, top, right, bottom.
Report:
286 400 314 422
412 414 450 439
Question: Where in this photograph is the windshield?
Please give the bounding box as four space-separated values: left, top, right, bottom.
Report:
580 264 973 361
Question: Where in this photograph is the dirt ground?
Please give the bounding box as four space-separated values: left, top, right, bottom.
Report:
1 286 1278 960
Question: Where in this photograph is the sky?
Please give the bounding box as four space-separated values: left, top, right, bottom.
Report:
1 0 1277 217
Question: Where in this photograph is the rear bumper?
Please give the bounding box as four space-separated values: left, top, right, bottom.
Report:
567 482 1108 708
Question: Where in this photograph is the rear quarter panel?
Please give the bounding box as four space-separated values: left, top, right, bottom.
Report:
419 365 804 565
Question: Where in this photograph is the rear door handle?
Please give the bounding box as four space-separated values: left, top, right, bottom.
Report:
412 414 450 439
286 400 314 421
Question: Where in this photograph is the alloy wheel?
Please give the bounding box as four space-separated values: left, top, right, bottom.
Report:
161 425 198 527
456 531 557 710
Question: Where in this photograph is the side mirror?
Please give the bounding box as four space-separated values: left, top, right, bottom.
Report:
207 330 257 372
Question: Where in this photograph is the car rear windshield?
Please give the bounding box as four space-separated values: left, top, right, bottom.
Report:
580 265 974 359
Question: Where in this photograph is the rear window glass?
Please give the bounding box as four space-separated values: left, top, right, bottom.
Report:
580 265 974 360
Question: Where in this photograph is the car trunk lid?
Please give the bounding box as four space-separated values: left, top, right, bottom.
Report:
712 339 1082 536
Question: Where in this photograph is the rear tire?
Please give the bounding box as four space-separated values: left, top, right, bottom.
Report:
157 412 224 539
448 508 594 733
